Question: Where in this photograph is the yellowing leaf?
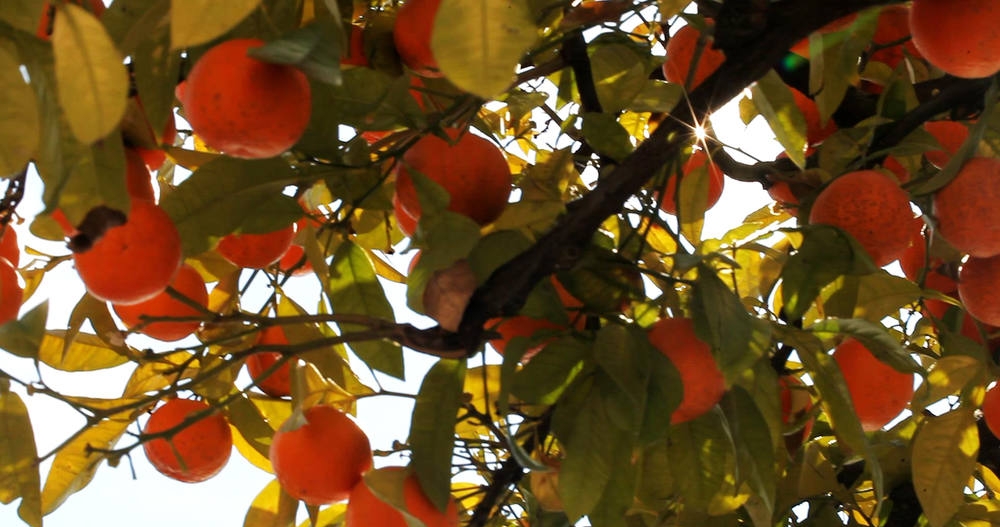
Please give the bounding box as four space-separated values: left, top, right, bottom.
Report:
39 331 130 372
431 0 536 98
0 388 41 527
0 46 40 177
122 352 199 397
456 365 502 438
41 411 134 515
243 479 298 527
52 4 128 144
913 408 980 527
170 0 262 49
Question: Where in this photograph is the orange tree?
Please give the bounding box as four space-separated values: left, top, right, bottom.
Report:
2 0 1000 526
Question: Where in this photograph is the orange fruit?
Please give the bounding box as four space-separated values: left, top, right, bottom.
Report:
277 244 313 277
0 226 19 267
647 317 725 424
791 88 837 146
767 181 798 206
933 157 1000 257
216 224 297 269
134 113 177 172
124 148 156 202
789 14 858 57
179 39 312 159
869 5 922 69
958 255 1000 327
246 326 292 398
344 468 459 527
142 398 233 483
112 263 208 341
779 375 813 451
981 384 1000 439
910 0 1000 79
487 277 584 362
882 155 909 183
270 405 373 505
657 148 725 215
0 257 23 326
342 25 369 67
394 194 419 237
807 170 913 267
924 120 968 169
897 220 957 294
74 201 182 305
393 0 443 77
832 337 914 432
661 22 725 89
394 129 511 226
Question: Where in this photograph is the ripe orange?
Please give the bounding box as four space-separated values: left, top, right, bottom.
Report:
342 25 369 67
789 14 858 57
869 5 922 69
0 257 23 326
0 226 18 267
394 129 512 226
767 181 797 206
124 148 156 202
487 277 584 362
882 155 909 183
779 375 813 452
647 317 725 424
657 148 725 215
142 398 233 483
344 468 459 527
933 157 1000 257
246 326 292 398
897 220 957 293
910 0 1000 79
134 113 177 172
394 194 418 237
277 244 313 277
791 88 837 146
981 384 1000 439
270 405 373 505
393 0 443 77
73 201 182 305
923 298 987 344
216 224 296 269
661 22 725 90
807 170 913 267
958 255 1000 327
832 338 914 432
923 121 969 169
179 39 311 159
112 264 208 341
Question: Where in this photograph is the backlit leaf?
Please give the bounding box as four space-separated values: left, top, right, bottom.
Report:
410 358 466 512
0 0 45 33
0 302 47 362
692 264 771 380
432 0 536 98
52 4 128 144
38 331 130 372
0 45 40 178
0 387 41 527
913 408 979 527
243 479 298 527
557 386 618 521
328 241 402 378
41 410 135 514
170 0 262 49
751 71 808 168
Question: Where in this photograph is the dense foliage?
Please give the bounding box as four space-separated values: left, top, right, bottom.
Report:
1 0 1000 526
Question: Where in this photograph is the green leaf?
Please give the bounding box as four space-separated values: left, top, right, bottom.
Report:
159 157 303 256
0 45 40 178
409 358 466 512
809 318 921 374
243 479 298 527
691 264 772 380
779 224 879 321
0 387 42 527
227 395 278 464
0 302 47 361
431 0 536 98
328 241 403 379
913 355 988 414
822 273 922 321
131 20 182 139
751 71 807 168
641 343 683 442
249 16 344 86
0 0 45 33
720 387 777 517
52 4 128 144
41 410 134 514
510 337 589 405
557 387 618 521
913 408 979 527
586 442 637 527
810 8 877 125
592 325 647 407
170 0 262 49
405 211 481 313
628 80 683 113
667 411 741 514
580 113 634 162
590 41 649 113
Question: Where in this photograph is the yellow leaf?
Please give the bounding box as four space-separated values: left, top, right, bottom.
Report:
431 0 537 98
41 411 134 514
0 45 39 177
170 0 262 49
0 389 41 527
39 331 130 372
122 352 199 397
52 4 128 144
456 365 502 438
913 408 980 527
243 479 298 527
